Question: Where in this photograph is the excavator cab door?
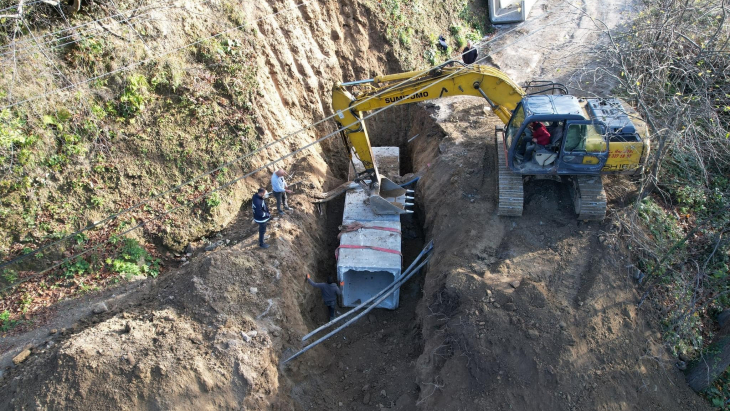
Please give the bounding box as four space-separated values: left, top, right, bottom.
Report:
557 121 609 174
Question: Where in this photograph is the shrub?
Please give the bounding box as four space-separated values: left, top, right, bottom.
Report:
206 192 222 208
119 74 152 117
0 310 19 332
107 238 160 279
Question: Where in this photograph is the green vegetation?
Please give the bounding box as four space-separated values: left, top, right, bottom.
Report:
65 37 107 76
596 0 729 403
369 0 492 69
107 238 160 280
119 74 152 118
206 192 222 209
0 310 19 332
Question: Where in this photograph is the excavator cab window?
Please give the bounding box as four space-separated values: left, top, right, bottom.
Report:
505 104 525 150
558 121 609 173
564 123 607 153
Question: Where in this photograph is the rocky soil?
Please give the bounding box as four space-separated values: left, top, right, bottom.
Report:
0 0 713 410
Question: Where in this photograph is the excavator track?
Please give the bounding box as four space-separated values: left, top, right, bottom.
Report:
570 176 607 221
496 133 524 217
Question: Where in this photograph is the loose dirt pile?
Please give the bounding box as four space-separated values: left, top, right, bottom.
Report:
405 97 709 410
0 0 714 410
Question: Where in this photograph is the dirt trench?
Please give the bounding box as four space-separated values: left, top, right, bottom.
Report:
0 98 713 411
281 95 715 411
0 0 716 409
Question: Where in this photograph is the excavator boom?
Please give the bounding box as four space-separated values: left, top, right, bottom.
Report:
321 62 648 220
327 63 525 214
333 64 525 176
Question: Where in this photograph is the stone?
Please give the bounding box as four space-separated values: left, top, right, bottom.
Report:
204 242 222 252
363 392 371 404
124 353 136 365
493 303 501 309
509 280 521 289
250 287 258 294
92 302 108 314
362 384 370 391
486 289 492 298
380 389 387 397
559 321 567 330
12 349 31 365
504 303 516 311
241 332 251 342
621 306 633 320
49 329 58 335
123 322 132 334
527 329 540 339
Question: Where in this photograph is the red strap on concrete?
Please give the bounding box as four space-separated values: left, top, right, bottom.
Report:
339 222 401 235
335 244 402 260
365 226 401 234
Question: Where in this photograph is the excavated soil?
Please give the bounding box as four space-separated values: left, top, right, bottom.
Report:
0 0 713 410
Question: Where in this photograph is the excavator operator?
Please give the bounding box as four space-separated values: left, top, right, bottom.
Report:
524 121 551 162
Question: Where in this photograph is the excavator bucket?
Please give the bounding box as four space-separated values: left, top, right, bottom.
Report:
312 177 414 215
370 177 413 215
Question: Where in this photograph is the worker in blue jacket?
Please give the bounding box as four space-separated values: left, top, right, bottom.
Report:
252 188 271 249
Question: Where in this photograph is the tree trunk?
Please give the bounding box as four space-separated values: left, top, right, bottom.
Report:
686 312 730 392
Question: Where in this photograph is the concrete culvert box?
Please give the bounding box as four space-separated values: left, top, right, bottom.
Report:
337 147 404 310
337 220 402 310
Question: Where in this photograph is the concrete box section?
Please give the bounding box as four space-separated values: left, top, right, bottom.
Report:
337 147 403 310
337 220 401 309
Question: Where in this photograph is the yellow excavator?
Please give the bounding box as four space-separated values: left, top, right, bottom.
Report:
322 62 650 220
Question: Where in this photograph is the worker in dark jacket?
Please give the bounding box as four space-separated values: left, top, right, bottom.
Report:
252 188 271 249
462 40 478 65
306 274 342 321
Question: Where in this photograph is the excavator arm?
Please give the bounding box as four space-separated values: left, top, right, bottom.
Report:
324 63 525 213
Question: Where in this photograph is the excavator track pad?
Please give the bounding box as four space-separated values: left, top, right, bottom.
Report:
496 134 524 217
570 176 607 221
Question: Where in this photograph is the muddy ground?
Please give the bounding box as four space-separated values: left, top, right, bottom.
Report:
0 0 713 410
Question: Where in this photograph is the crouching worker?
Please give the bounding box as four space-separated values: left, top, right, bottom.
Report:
305 274 343 321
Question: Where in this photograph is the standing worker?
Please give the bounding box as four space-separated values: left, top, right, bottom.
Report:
305 274 343 322
462 40 478 65
271 169 294 216
252 188 271 249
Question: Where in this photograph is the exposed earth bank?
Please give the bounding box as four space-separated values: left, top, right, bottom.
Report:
0 0 712 410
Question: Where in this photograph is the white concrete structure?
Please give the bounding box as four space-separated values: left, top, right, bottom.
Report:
337 147 404 310
489 0 538 24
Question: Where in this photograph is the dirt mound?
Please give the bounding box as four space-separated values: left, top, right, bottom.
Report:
407 96 708 410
